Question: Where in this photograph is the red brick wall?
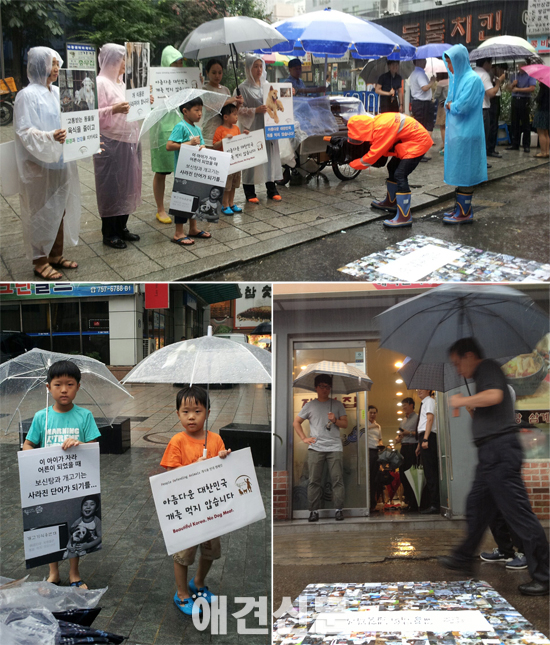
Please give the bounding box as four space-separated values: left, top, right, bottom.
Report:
274 470 290 520
522 460 550 520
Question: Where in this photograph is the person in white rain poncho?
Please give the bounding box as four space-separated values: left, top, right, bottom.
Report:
93 43 142 249
14 47 80 280
237 55 283 203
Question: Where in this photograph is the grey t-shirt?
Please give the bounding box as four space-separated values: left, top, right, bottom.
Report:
400 411 418 444
298 398 347 452
472 359 517 443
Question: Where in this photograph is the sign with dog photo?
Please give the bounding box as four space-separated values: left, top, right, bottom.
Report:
150 448 266 556
263 82 294 140
17 443 102 569
58 69 101 162
169 145 231 224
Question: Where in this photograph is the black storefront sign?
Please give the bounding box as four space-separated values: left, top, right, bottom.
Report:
516 410 550 426
374 0 528 50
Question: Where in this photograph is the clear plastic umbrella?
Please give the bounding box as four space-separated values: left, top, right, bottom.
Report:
122 326 272 455
0 348 133 441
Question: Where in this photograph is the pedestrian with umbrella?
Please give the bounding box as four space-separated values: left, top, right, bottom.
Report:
292 361 372 522
522 64 550 158
504 61 537 153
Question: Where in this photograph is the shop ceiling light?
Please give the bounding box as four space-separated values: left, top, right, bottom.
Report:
394 361 403 368
396 391 403 396
396 379 403 384
397 402 402 406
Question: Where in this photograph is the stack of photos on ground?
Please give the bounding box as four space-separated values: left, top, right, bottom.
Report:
273 580 550 644
339 236 550 283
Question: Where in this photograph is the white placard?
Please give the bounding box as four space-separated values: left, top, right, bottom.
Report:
169 145 231 223
24 525 63 560
150 448 266 556
526 0 550 35
66 44 96 72
378 244 465 282
312 610 492 634
125 42 151 122
150 67 201 101
263 82 294 140
0 141 18 196
222 129 268 172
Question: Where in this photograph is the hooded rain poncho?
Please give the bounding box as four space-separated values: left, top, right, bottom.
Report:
150 45 184 172
443 44 487 187
237 54 282 185
93 43 142 218
13 47 81 260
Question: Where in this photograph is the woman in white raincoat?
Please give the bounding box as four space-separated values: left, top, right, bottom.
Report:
93 43 141 249
14 47 80 280
237 54 283 203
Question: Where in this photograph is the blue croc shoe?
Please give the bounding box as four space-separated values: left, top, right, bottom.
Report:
231 205 243 213
221 207 234 215
173 592 201 617
189 577 217 604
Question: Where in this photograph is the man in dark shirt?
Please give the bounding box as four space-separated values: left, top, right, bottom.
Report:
375 60 404 114
439 337 549 596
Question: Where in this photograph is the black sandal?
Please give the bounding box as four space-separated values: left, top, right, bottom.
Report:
49 256 78 270
171 237 194 246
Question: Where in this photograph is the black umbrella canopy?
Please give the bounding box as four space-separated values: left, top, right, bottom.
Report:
252 322 271 334
377 285 549 365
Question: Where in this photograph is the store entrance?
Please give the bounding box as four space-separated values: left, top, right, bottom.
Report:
291 341 368 518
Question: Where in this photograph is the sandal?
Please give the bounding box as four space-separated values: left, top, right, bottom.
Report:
535 153 549 158
187 230 211 239
48 256 78 270
171 237 194 246
69 580 88 589
33 264 62 281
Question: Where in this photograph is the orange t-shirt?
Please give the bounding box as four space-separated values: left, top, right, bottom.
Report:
160 431 226 469
213 124 241 145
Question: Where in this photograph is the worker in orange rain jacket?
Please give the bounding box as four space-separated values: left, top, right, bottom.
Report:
348 113 433 228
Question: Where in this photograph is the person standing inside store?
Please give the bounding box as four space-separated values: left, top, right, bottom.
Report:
395 397 419 512
408 58 436 160
293 375 348 522
441 337 549 596
375 60 403 114
505 62 537 153
415 389 439 514
367 405 383 512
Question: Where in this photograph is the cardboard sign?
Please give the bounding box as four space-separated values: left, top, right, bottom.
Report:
169 144 231 223
149 67 201 101
150 448 265 555
18 443 102 569
263 82 294 140
59 69 100 162
222 129 268 172
66 44 96 72
125 42 151 122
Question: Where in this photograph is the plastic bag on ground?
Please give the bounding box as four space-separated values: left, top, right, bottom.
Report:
0 608 59 645
0 580 107 612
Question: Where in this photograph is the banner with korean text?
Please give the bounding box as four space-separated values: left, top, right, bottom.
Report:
59 69 100 162
18 443 102 569
150 448 265 555
223 130 268 172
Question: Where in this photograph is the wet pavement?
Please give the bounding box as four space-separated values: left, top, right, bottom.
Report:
1 123 547 281
0 384 271 644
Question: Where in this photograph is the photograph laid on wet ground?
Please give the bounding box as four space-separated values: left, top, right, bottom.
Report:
0 282 272 645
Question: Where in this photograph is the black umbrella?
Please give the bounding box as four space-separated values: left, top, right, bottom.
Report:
252 322 271 334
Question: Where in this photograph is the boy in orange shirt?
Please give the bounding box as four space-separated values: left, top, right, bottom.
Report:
213 103 249 215
160 385 231 616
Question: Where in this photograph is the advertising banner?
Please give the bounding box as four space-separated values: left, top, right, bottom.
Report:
263 83 294 140
223 129 268 172
125 42 151 122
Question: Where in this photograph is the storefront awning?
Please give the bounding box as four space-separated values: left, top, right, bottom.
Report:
189 284 242 305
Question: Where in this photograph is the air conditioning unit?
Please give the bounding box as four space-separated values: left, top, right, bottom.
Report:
142 338 156 357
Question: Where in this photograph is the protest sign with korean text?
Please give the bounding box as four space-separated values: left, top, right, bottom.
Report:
150 448 265 555
66 44 96 72
18 443 102 569
125 42 151 122
223 130 268 172
59 69 100 162
263 83 294 140
169 145 231 224
149 67 201 101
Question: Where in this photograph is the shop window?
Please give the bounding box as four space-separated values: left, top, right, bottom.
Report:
1 304 21 331
51 302 79 333
81 301 109 335
53 334 81 356
21 304 51 350
83 334 110 365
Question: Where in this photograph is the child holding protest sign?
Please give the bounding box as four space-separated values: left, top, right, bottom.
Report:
213 103 249 215
23 360 101 589
160 385 231 617
167 97 213 246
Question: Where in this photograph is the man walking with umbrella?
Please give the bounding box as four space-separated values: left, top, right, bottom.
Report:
293 375 348 522
440 337 549 596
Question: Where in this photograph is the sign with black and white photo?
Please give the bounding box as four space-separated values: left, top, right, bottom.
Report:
149 67 201 101
263 83 294 140
18 443 102 569
59 69 100 162
169 145 231 224
125 42 151 122
222 129 268 172
66 43 96 72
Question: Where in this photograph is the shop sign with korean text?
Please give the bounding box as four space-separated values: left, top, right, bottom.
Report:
150 448 265 555
223 130 268 172
59 69 100 162
149 67 201 101
263 83 294 140
66 44 96 72
18 443 101 569
125 42 151 122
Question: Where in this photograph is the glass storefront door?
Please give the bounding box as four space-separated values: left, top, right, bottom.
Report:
291 341 368 518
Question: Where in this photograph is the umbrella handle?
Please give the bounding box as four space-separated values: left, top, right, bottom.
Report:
203 448 208 458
